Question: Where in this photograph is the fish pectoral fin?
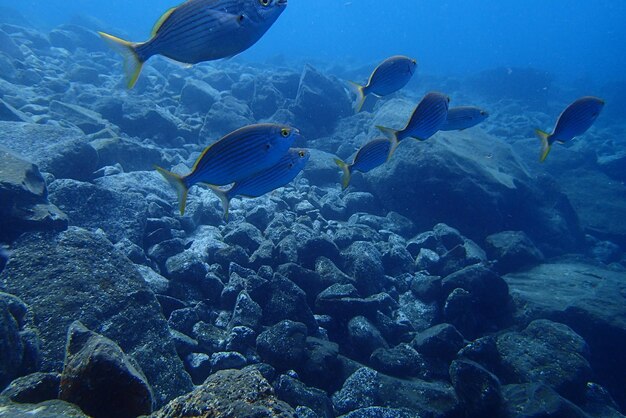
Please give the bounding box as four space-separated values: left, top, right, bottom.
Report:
410 136 427 141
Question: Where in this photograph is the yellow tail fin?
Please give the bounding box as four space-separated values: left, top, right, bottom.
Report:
207 185 231 221
348 81 367 113
387 138 400 161
535 129 552 162
334 158 351 190
154 166 189 215
376 125 400 142
98 32 144 89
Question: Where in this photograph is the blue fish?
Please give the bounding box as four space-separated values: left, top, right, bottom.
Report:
350 55 417 112
440 106 489 131
209 148 310 219
535 96 605 162
376 92 450 142
155 123 300 214
334 137 396 189
98 0 287 88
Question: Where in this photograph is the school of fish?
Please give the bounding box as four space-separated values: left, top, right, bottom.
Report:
98 0 605 219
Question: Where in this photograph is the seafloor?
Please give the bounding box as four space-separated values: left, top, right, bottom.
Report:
1 13 626 418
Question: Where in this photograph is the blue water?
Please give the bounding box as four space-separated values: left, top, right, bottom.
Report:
1 1 626 416
6 0 626 81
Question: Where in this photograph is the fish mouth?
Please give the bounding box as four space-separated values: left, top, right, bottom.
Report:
277 0 287 6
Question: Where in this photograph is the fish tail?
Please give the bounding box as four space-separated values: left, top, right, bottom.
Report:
387 138 400 161
154 166 189 215
207 185 231 221
334 158 351 190
98 31 144 89
348 81 367 113
376 125 400 142
535 129 552 162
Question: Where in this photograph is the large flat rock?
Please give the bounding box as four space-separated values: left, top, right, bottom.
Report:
504 260 626 409
0 227 192 407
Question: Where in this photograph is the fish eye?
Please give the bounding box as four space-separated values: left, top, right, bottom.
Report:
299 150 306 157
259 0 271 6
281 128 291 138
265 143 271 150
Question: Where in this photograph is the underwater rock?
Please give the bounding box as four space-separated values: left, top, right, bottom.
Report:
180 78 220 114
346 316 388 361
0 122 99 181
302 149 345 186
0 148 68 242
290 65 352 139
298 337 340 392
411 323 465 362
90 136 167 172
558 168 626 246
200 95 255 140
0 371 60 404
0 227 193 407
342 241 386 296
48 178 148 244
369 344 423 378
49 101 109 135
441 264 511 338
504 260 626 409
0 397 90 417
256 320 308 372
337 407 417 418
184 352 211 385
485 230 545 274
365 128 582 256
274 374 334 418
332 366 460 417
59 321 154 418
151 368 296 417
315 284 396 320
0 98 31 122
0 294 36 390
502 383 590 418
210 351 247 372
449 359 504 417
259 273 318 333
49 24 108 53
598 152 626 183
229 290 262 331
496 319 592 400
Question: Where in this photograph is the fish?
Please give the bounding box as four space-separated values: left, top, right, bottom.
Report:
440 106 489 131
535 96 605 162
98 0 287 88
376 92 450 142
209 148 310 219
334 137 396 190
155 123 300 215
350 55 417 112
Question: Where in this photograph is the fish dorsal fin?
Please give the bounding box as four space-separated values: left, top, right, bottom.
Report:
152 6 178 36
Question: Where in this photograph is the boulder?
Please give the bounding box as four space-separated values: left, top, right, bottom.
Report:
449 359 504 417
59 322 153 418
0 122 99 181
504 260 626 409
48 179 147 244
365 126 583 255
485 230 544 274
0 397 89 417
332 367 459 417
496 319 592 401
0 293 39 390
0 148 67 242
256 320 308 372
0 228 193 407
290 65 352 139
274 375 334 418
151 368 296 417
502 383 590 418
0 372 60 404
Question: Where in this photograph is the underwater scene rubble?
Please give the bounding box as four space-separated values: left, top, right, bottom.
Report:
1 3 626 418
